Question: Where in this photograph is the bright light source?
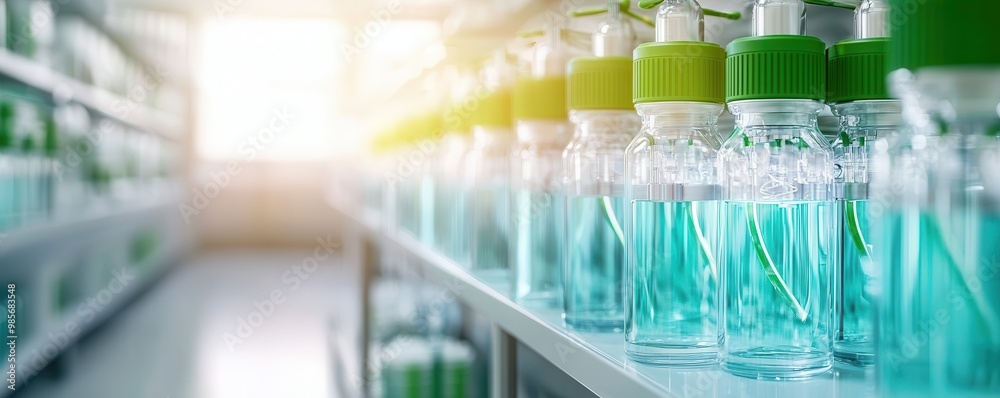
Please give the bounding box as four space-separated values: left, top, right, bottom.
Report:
197 18 361 162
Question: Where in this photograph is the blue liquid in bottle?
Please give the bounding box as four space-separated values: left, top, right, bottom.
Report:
880 209 1000 398
835 199 877 366
627 199 720 365
512 189 564 306
719 200 836 380
564 195 625 331
470 184 509 275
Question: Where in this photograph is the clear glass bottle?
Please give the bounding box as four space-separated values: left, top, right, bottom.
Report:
416 114 442 246
466 111 513 276
624 0 737 364
563 111 633 331
0 99 12 231
830 100 901 367
510 120 569 304
827 0 897 368
719 0 838 379
561 0 639 332
435 72 478 263
433 127 471 263
626 102 724 363
875 1 1000 396
510 28 574 305
468 52 515 276
719 99 837 379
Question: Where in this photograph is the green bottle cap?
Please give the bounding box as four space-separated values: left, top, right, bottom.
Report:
889 0 1000 71
827 38 890 104
512 77 567 120
470 88 512 128
0 102 12 149
44 114 58 156
21 135 35 153
634 42 726 104
567 56 633 110
726 35 826 102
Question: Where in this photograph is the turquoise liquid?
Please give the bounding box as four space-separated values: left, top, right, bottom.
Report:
835 199 876 367
432 181 452 254
880 210 1000 398
512 190 564 306
419 176 435 245
398 180 420 234
469 185 509 273
434 183 468 264
626 200 720 365
719 201 835 380
0 157 10 230
564 195 625 332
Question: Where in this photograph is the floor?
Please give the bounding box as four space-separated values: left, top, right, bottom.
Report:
14 250 360 398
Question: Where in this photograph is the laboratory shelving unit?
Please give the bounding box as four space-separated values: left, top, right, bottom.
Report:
0 1 194 394
330 197 880 398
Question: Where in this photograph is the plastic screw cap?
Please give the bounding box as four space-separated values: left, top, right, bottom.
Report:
513 77 568 121
726 35 826 102
633 41 726 104
567 57 634 110
827 38 890 103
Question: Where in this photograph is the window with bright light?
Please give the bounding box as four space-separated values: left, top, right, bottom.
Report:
197 18 358 162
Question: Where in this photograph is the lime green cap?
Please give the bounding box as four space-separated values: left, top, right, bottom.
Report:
827 38 890 103
567 57 633 110
726 35 826 102
470 88 512 128
633 42 726 104
443 101 473 135
512 77 567 120
889 0 1000 71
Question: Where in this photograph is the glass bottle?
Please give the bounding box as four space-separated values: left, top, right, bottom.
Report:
467 53 514 277
876 1 1000 397
624 0 737 364
0 99 12 230
510 28 573 305
718 0 838 379
564 110 633 331
465 97 513 276
827 0 897 368
434 119 472 264
562 0 639 332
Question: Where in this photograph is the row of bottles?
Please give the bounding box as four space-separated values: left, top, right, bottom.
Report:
1 0 188 115
364 0 999 395
0 87 178 232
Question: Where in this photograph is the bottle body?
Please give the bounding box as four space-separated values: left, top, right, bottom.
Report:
875 69 1000 398
511 120 571 305
624 102 724 365
562 110 636 332
433 134 471 264
829 100 902 368
466 126 513 275
718 99 836 379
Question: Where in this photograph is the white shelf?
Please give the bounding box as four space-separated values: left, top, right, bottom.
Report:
0 200 178 262
0 49 181 140
333 202 880 398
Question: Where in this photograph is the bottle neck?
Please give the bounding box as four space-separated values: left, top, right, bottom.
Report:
472 126 513 147
831 100 903 139
635 102 724 132
569 110 637 140
729 99 823 135
515 119 572 147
